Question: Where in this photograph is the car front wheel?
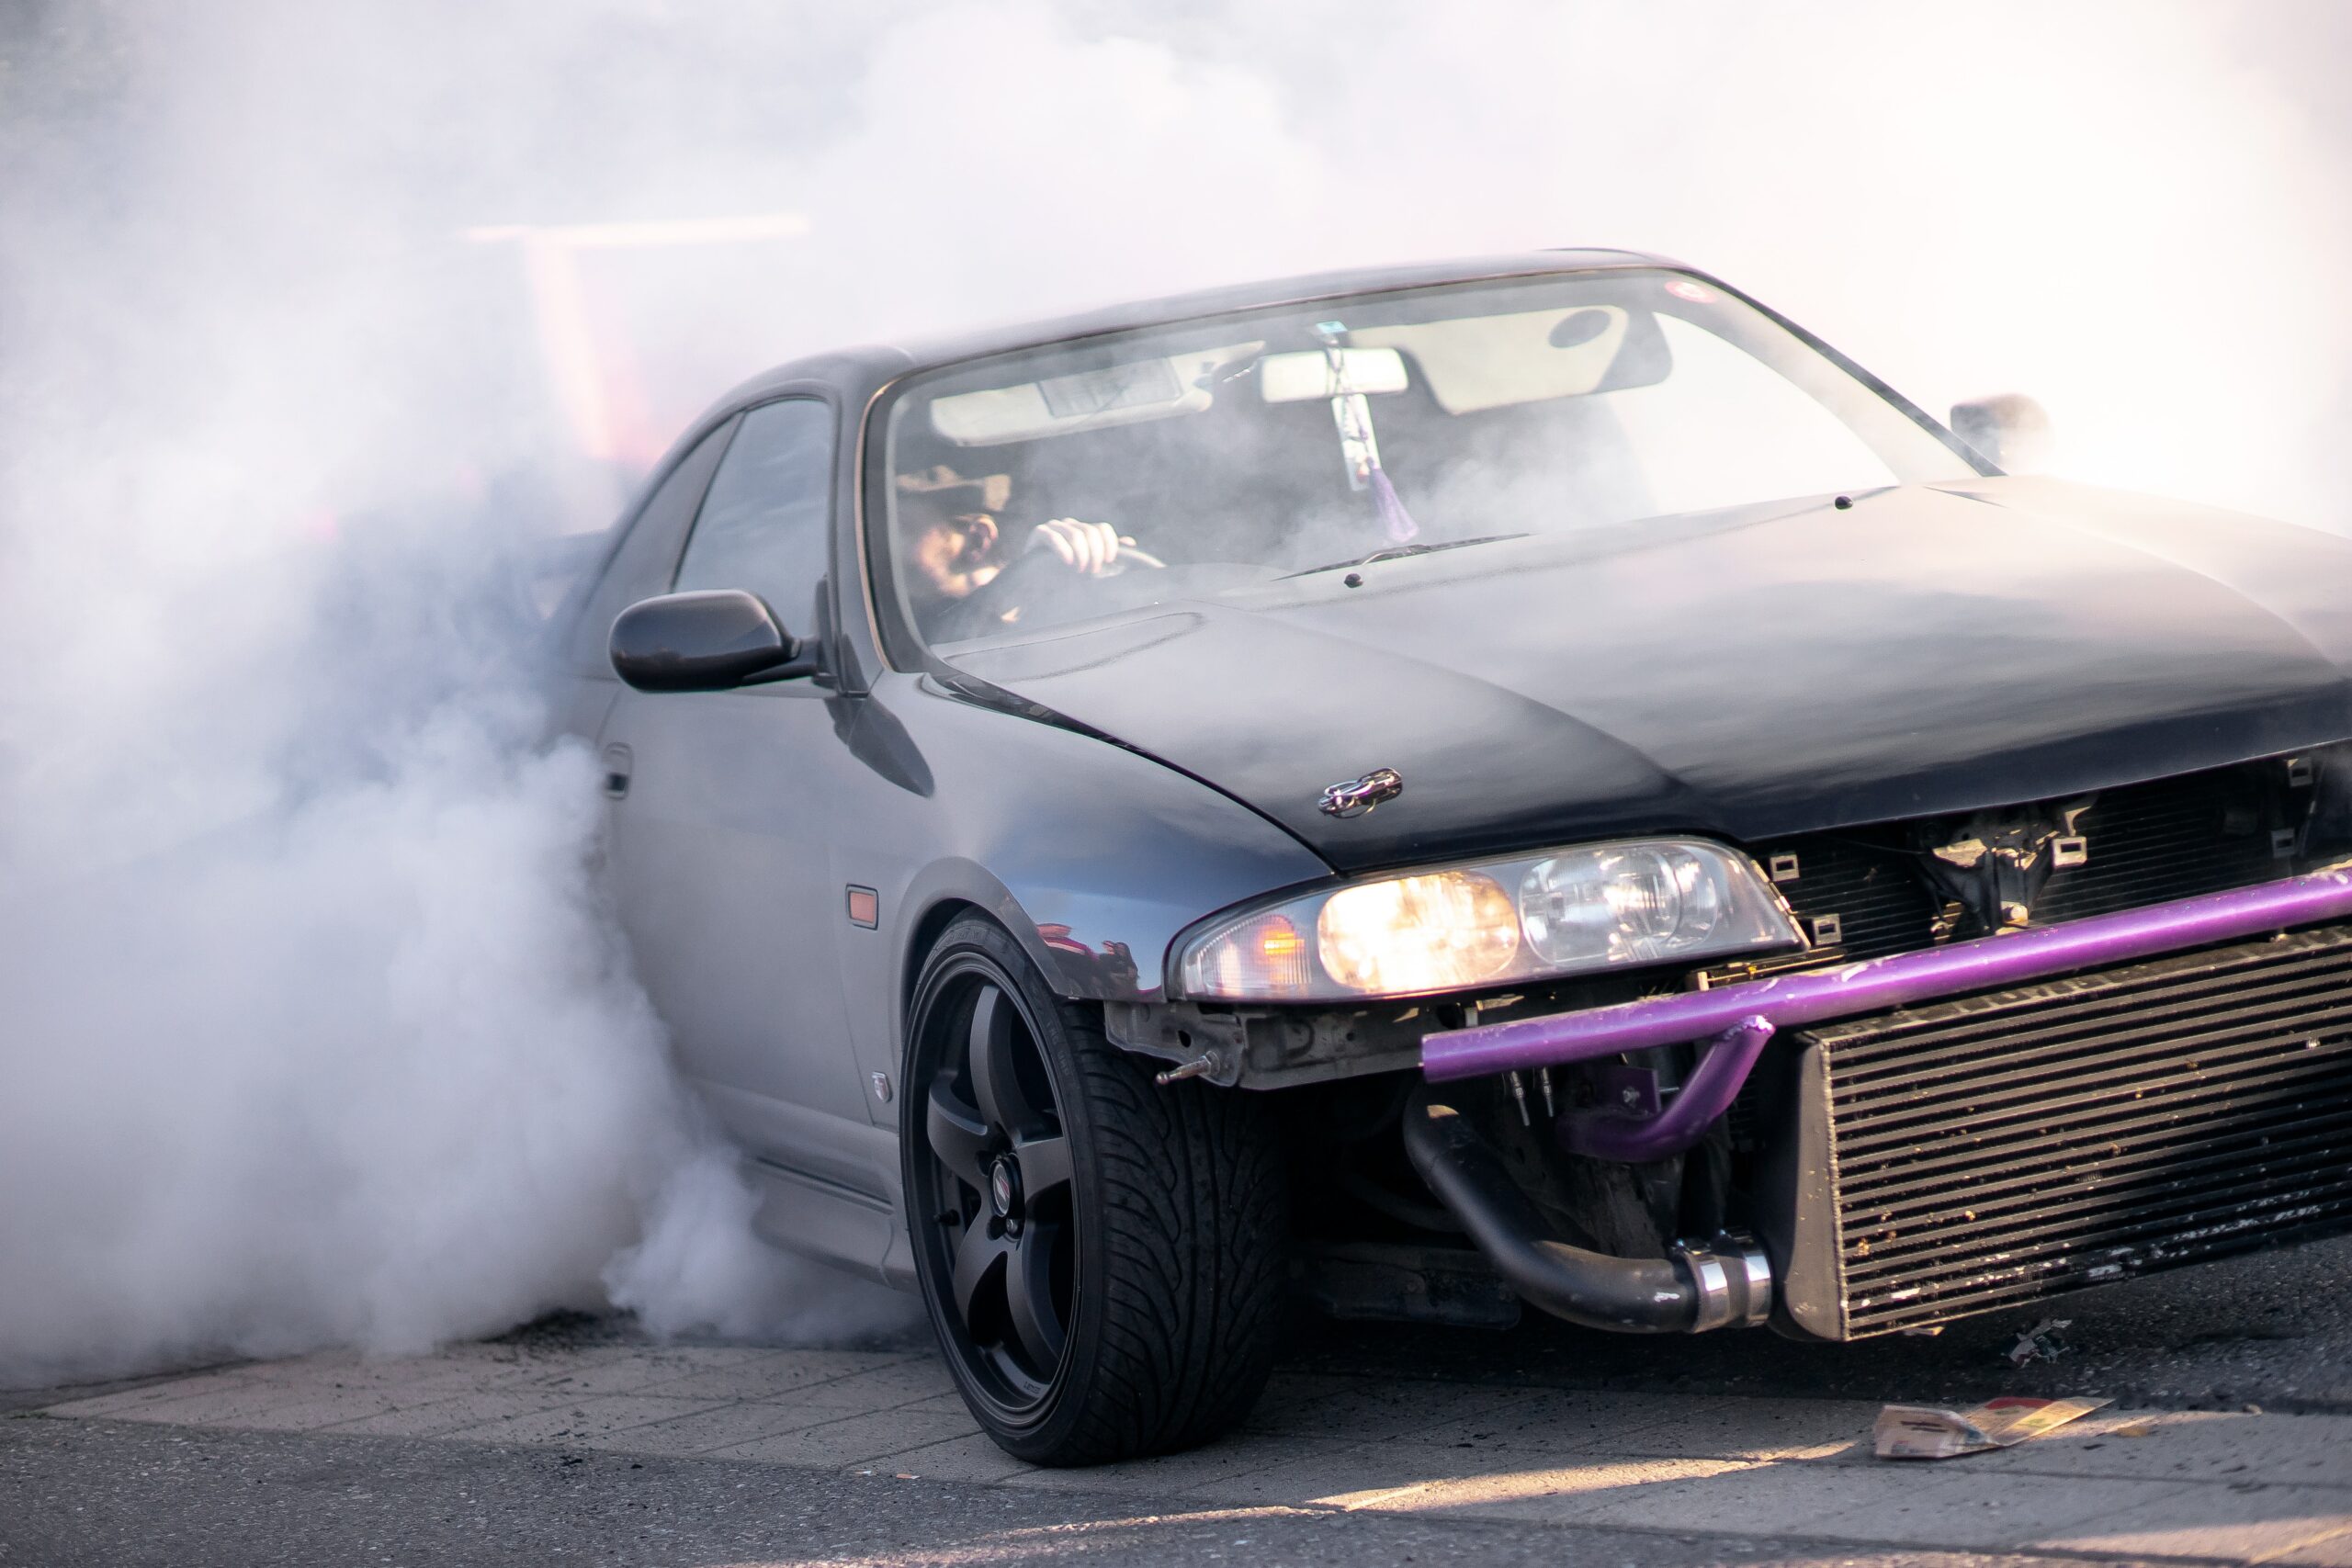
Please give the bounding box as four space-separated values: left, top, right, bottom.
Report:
902 914 1286 1466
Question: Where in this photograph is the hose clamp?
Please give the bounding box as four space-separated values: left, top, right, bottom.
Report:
1674 1230 1773 1333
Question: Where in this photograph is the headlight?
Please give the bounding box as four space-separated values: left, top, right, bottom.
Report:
1173 838 1800 1002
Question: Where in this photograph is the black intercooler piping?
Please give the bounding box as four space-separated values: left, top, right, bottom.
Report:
1402 1087 1771 1334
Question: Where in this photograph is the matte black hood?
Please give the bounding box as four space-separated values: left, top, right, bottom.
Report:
944 479 2352 874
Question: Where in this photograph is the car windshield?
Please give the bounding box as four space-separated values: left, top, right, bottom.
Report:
876 269 1977 652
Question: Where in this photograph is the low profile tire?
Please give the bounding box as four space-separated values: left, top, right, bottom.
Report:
901 915 1286 1466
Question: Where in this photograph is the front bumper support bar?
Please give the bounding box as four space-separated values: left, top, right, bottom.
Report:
1557 1014 1776 1163
1422 860 2352 1108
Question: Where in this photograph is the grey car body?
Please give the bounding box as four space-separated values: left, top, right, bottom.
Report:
557 249 2352 1461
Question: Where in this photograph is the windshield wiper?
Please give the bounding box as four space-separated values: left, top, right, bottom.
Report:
1286 533 1528 578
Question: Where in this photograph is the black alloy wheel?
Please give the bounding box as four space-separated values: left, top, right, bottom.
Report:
902 915 1287 1467
921 968 1075 1403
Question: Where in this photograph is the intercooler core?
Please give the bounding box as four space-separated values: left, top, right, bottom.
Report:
1771 924 2352 1339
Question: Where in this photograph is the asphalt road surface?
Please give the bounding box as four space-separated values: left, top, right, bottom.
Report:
10 1233 2352 1567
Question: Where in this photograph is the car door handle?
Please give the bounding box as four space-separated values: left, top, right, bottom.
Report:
602 743 633 799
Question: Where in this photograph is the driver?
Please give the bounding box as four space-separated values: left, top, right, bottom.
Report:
896 465 1131 632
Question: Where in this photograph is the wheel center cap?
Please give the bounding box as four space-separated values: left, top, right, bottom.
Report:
989 1157 1021 1220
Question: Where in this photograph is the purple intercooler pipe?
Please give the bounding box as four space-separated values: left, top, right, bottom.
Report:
1421 863 2352 1162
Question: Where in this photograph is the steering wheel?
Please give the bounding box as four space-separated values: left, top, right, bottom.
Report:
1102 545 1167 575
949 539 1170 635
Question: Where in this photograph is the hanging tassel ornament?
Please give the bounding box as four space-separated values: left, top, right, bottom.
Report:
1369 465 1419 545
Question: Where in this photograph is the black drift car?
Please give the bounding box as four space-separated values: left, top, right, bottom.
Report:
557 250 2352 1465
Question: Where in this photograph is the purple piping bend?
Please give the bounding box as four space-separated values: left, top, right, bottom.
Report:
1423 862 2352 1088
1561 1015 1775 1162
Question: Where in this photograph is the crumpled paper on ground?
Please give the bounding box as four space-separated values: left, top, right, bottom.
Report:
1874 1395 2112 1459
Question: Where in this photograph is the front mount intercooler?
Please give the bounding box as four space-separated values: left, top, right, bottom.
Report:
1761 924 2352 1338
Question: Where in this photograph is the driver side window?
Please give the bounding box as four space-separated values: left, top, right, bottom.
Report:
674 397 837 632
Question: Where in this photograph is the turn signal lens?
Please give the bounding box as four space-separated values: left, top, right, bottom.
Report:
1187 911 1313 1000
1172 838 1799 1001
1317 871 1520 994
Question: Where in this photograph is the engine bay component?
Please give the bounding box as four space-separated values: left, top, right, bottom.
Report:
1777 923 2352 1337
1402 1088 1771 1333
1558 1015 1776 1163
1756 755 2344 964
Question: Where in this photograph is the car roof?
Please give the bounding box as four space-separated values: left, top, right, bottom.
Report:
715 247 1683 414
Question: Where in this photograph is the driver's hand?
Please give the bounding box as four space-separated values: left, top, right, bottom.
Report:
1025 518 1123 576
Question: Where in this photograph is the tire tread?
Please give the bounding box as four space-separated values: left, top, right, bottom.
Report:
919 917 1285 1465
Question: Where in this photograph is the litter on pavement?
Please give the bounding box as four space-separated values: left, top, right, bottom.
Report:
2006 1317 2075 1366
1874 1395 2113 1459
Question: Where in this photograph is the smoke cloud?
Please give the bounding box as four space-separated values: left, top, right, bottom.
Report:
3 0 2348 1383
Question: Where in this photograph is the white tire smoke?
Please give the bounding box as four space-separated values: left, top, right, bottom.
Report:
1 0 2346 1384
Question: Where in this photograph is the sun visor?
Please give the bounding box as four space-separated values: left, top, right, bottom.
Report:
1352 306 1668 415
928 342 1261 446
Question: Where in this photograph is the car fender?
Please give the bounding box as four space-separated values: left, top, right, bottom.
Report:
882 675 1331 1002
815 673 1331 1118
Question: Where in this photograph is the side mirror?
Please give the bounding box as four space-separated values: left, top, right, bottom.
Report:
1950 393 2054 475
609 590 818 693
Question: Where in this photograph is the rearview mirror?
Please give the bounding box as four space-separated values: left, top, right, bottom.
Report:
609 590 817 693
1260 347 1409 404
1951 394 2053 475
